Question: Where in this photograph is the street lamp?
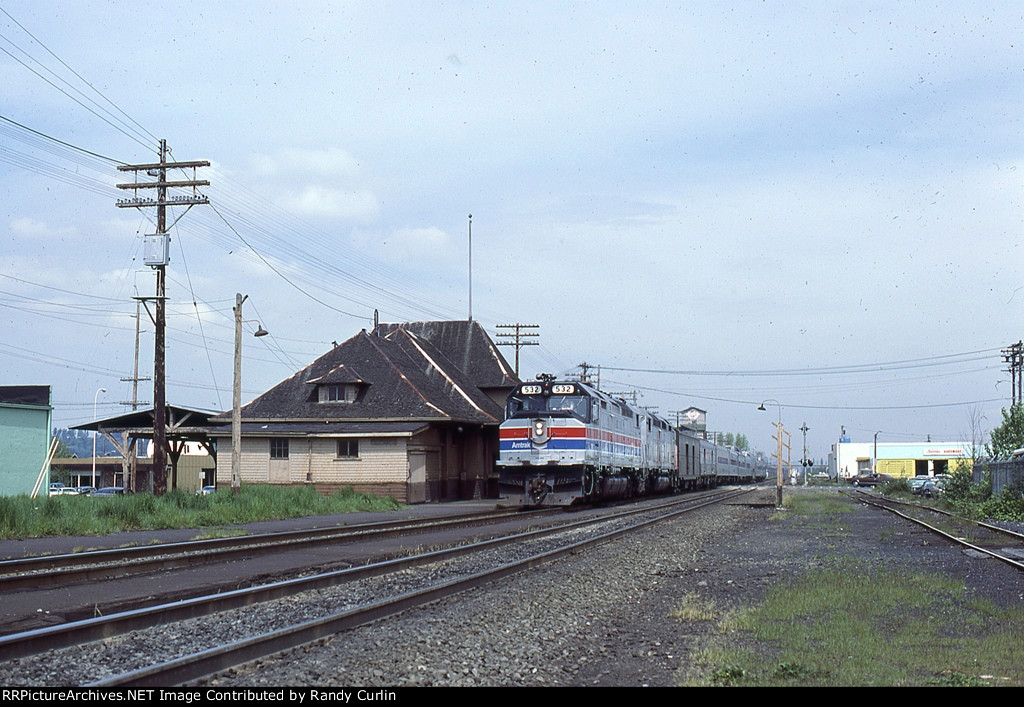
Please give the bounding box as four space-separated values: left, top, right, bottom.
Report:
873 430 882 475
92 387 106 489
232 294 268 495
758 399 785 508
800 422 810 486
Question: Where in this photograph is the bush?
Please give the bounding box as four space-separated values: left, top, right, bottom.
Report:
976 488 1024 522
881 478 911 495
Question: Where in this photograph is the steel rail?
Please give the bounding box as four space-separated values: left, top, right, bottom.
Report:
850 491 1024 572
87 488 752 686
0 508 553 591
850 489 1024 542
0 489 745 661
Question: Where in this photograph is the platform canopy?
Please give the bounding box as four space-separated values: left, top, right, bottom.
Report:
71 404 225 458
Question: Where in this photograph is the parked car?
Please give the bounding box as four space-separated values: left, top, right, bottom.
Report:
76 486 95 496
55 487 80 495
48 482 66 496
908 477 929 493
197 486 217 495
852 473 893 487
920 478 947 499
93 487 126 497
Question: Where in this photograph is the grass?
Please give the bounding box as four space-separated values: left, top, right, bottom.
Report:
673 490 1024 687
676 562 1024 686
669 592 718 622
0 484 403 539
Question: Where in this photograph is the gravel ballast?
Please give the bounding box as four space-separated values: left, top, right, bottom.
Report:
200 487 1024 687
6 487 1023 687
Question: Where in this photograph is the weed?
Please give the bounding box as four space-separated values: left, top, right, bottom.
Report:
679 561 1024 687
926 671 989 687
0 484 403 540
669 592 717 622
709 664 747 686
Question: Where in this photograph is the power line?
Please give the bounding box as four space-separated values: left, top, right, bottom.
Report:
0 114 125 165
600 347 1003 377
602 378 1004 412
0 7 156 149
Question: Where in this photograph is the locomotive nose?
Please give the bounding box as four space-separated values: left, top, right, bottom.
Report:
531 418 549 445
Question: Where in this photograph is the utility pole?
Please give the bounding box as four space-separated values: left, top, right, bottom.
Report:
119 301 150 491
117 140 209 495
608 390 639 405
232 294 245 495
495 323 539 377
773 423 791 503
233 294 268 495
574 362 599 388
1002 341 1023 406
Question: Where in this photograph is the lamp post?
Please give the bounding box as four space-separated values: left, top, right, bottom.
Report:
758 399 784 507
467 213 473 322
800 422 810 486
232 294 268 495
92 387 106 489
873 430 882 475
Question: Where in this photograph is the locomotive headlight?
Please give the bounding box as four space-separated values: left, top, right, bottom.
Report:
531 418 549 444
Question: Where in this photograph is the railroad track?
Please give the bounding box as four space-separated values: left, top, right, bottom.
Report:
0 487 751 686
0 507 555 592
848 489 1024 571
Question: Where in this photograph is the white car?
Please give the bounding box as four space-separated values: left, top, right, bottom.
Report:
48 483 73 496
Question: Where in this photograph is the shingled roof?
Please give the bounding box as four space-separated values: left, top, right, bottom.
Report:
373 320 518 391
227 324 508 424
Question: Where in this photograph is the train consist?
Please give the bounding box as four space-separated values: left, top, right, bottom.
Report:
497 375 764 506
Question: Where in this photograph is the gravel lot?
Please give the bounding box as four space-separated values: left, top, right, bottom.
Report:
195 486 1024 687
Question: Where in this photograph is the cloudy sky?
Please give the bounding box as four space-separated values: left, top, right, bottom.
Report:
1 2 1021 461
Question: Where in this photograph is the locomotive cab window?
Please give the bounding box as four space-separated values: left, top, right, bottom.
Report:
507 391 590 422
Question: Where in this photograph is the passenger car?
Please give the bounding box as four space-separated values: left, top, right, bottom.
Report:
920 478 946 498
852 473 893 487
93 487 125 497
197 486 216 495
908 477 929 493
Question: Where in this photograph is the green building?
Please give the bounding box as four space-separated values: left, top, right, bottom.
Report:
0 386 53 496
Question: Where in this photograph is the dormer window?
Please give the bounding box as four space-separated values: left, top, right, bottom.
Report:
320 384 358 403
307 364 366 404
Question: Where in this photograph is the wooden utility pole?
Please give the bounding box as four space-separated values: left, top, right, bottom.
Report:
1003 341 1023 406
232 293 246 495
574 362 600 388
116 140 209 494
118 301 150 491
495 323 539 377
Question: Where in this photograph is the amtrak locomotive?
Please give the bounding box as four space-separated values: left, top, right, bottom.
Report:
498 375 756 506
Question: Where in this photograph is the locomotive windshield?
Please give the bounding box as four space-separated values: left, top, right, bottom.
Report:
506 391 590 422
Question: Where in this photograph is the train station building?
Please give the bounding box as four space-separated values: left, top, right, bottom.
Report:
209 320 519 503
833 440 973 480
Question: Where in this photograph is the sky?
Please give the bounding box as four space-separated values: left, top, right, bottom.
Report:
1 1 1021 463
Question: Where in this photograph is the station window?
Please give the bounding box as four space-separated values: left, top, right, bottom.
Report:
270 438 289 459
337 439 359 459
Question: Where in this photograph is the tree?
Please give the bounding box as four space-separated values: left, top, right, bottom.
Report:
986 403 1024 459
